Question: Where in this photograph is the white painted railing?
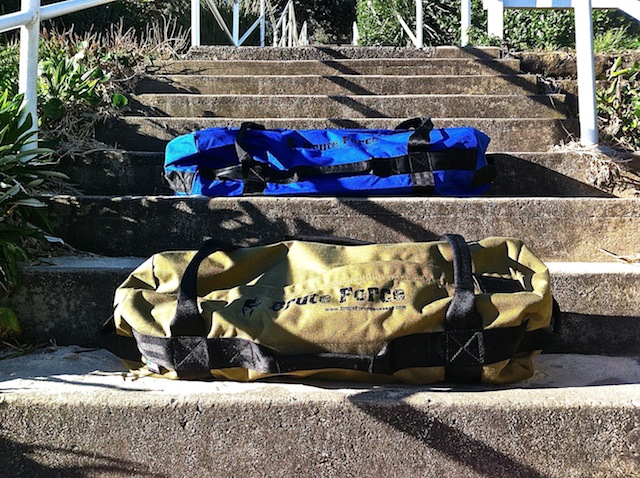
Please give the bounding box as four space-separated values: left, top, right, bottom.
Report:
356 1 471 48
199 0 266 47
0 0 308 145
397 0 423 48
193 0 308 48
5 0 637 149
273 0 308 47
482 0 640 147
0 0 116 148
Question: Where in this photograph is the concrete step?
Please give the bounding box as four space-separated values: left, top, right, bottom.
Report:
129 93 570 119
135 74 541 96
60 150 636 198
43 196 640 261
149 58 522 76
60 151 167 195
2 257 639 355
96 117 577 153
0 348 638 478
186 45 503 60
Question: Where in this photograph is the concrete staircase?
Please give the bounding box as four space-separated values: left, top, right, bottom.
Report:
1 46 639 477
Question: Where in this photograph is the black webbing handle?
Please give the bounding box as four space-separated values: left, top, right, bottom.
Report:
170 236 481 337
170 240 227 336
235 122 267 194
443 234 482 330
395 116 434 133
442 234 484 382
396 117 436 192
395 117 434 150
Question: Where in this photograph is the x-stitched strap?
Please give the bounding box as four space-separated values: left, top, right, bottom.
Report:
446 330 485 366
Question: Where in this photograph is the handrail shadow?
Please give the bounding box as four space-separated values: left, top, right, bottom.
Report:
0 436 167 477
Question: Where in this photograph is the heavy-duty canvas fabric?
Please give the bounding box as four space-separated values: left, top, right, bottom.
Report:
105 235 557 385
164 118 495 197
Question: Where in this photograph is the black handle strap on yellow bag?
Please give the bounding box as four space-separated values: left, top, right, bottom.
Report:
103 235 557 380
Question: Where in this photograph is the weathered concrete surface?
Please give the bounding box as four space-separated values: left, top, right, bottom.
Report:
135 74 541 96
61 150 639 198
59 150 168 196
129 93 570 119
2 257 638 353
488 152 640 198
547 262 640 355
0 257 144 346
96 117 578 152
0 348 638 478
186 45 503 60
44 196 640 261
513 51 640 80
149 58 523 76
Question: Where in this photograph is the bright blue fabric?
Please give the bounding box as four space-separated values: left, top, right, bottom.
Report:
164 125 492 197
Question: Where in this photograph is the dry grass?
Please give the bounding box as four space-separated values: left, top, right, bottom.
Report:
553 140 640 195
40 17 190 160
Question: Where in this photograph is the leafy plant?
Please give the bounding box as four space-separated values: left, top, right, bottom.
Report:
0 91 66 293
355 0 640 50
594 26 640 53
504 9 574 51
0 306 21 341
356 0 457 46
0 43 19 94
597 57 640 150
38 54 109 126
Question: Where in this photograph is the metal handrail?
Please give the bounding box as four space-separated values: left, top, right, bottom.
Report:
273 0 308 47
397 0 423 48
482 0 640 147
192 0 308 48
1 0 117 149
355 1 471 48
6 0 635 149
200 0 266 47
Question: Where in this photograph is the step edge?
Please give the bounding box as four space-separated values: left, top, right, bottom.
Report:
1 349 638 402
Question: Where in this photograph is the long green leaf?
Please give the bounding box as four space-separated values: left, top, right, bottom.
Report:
12 198 45 208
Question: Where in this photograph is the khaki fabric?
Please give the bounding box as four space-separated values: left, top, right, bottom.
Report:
113 237 553 384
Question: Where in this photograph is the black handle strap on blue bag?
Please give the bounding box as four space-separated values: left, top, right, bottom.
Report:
224 118 481 195
395 116 437 192
102 235 557 380
396 116 497 192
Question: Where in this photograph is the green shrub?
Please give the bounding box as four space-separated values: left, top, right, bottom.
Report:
594 26 640 53
356 0 457 46
505 9 640 51
355 0 640 50
0 43 19 94
296 0 356 45
38 55 109 126
597 57 640 150
0 91 66 293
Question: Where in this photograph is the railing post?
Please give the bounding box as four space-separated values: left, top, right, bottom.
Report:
260 0 265 47
287 2 293 47
19 0 40 149
486 0 504 40
191 0 201 47
574 0 598 146
461 0 471 46
415 0 423 48
232 0 240 46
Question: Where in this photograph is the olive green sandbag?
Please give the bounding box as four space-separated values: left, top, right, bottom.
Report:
112 237 554 384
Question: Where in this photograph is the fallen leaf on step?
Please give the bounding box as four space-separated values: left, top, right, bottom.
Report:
596 247 640 263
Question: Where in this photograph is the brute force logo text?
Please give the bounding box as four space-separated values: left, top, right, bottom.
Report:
267 287 406 312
